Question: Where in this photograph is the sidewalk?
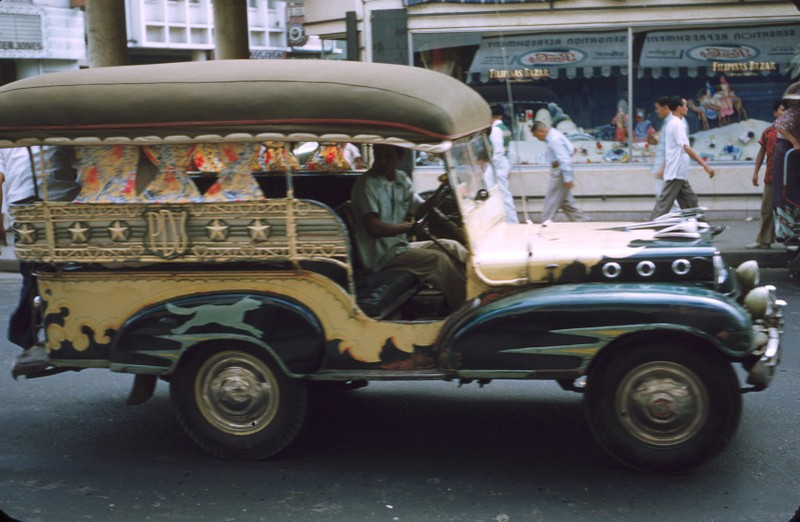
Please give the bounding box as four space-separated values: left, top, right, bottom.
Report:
709 218 789 270
0 218 788 272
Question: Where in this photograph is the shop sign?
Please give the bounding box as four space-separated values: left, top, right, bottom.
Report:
711 61 777 76
0 11 44 54
488 68 550 80
251 50 288 59
469 31 627 79
518 49 588 66
641 24 798 71
687 44 759 62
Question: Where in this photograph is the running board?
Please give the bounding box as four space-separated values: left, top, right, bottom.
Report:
308 370 447 381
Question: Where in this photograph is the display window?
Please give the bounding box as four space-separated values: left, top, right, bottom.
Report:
412 23 800 167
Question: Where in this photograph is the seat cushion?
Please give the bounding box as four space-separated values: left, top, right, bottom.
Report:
355 269 418 318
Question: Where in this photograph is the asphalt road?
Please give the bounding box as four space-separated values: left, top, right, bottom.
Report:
0 270 798 522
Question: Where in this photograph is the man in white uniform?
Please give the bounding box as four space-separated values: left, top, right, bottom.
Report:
532 121 589 224
489 106 519 223
1 146 79 376
0 147 42 373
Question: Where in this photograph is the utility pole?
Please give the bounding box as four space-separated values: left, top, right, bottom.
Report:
213 0 250 60
85 0 129 67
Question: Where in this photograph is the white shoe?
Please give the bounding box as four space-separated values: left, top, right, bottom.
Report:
542 219 553 226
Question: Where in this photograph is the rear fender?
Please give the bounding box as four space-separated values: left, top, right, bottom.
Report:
110 292 324 376
438 283 752 374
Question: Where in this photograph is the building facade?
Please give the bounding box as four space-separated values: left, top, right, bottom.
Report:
125 0 289 63
0 0 85 83
0 1 294 83
303 0 800 219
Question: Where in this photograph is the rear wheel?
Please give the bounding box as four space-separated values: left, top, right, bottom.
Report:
585 342 741 473
171 345 307 460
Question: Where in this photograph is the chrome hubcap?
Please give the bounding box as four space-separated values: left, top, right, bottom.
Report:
616 361 707 446
196 351 279 435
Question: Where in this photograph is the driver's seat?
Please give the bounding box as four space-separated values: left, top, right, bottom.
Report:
336 201 423 319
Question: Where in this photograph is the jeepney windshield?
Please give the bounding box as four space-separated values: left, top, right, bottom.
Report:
447 134 495 206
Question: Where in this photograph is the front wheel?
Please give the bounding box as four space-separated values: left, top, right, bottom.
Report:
171 345 308 460
585 342 741 473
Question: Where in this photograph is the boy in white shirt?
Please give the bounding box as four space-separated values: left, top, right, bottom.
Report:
649 96 716 221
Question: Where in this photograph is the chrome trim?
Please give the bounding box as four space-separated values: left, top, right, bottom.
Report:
636 260 656 277
746 326 781 390
671 258 691 276
602 262 622 279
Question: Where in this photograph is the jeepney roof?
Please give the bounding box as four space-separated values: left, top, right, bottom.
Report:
0 59 491 152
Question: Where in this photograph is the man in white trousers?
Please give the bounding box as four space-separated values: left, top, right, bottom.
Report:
489 105 519 223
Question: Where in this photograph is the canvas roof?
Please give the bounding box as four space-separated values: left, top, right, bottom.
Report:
0 59 491 152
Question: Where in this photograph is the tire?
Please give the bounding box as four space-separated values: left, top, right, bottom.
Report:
584 342 741 473
170 344 308 460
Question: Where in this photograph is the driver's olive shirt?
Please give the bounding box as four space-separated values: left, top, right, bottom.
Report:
350 169 419 273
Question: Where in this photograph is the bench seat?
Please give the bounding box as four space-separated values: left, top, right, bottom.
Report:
355 269 420 319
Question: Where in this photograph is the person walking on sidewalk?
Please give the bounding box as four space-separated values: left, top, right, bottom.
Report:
0 147 44 373
649 96 722 236
747 99 785 249
489 105 519 223
532 120 589 225
773 81 800 249
651 95 681 214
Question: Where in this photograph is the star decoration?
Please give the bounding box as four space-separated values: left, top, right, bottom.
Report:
206 219 229 241
247 219 271 242
68 222 90 243
108 220 130 242
15 223 36 244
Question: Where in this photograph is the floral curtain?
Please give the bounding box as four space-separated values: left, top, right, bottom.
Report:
196 142 265 202
74 145 140 203
141 144 202 203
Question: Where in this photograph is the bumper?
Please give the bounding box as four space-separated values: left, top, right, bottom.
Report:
743 288 785 391
745 325 781 391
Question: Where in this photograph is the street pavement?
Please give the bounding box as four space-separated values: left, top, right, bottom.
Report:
0 217 790 271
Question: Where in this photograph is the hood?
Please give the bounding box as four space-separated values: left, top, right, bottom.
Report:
471 214 719 287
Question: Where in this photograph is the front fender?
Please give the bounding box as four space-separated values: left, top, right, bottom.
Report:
439 283 752 374
110 292 324 376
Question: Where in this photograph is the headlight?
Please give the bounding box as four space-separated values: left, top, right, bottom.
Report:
744 286 773 319
713 254 728 287
735 260 760 293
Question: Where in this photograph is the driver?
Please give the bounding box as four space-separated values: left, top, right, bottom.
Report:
349 144 467 310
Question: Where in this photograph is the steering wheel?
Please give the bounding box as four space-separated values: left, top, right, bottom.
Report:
408 179 451 237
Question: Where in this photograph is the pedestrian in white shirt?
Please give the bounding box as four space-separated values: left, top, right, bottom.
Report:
489 105 519 223
650 95 682 214
650 96 715 220
532 120 589 224
0 147 38 244
1 146 79 375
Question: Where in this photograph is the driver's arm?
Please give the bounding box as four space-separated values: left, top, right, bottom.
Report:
364 212 413 237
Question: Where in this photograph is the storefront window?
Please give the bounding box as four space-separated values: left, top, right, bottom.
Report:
414 30 630 166
634 24 799 164
412 23 800 167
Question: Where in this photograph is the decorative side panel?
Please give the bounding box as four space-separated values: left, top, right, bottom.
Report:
11 199 348 265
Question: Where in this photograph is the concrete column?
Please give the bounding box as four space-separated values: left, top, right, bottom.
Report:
85 0 129 68
213 0 250 60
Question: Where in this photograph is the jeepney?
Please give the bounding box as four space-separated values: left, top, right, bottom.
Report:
0 59 783 473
